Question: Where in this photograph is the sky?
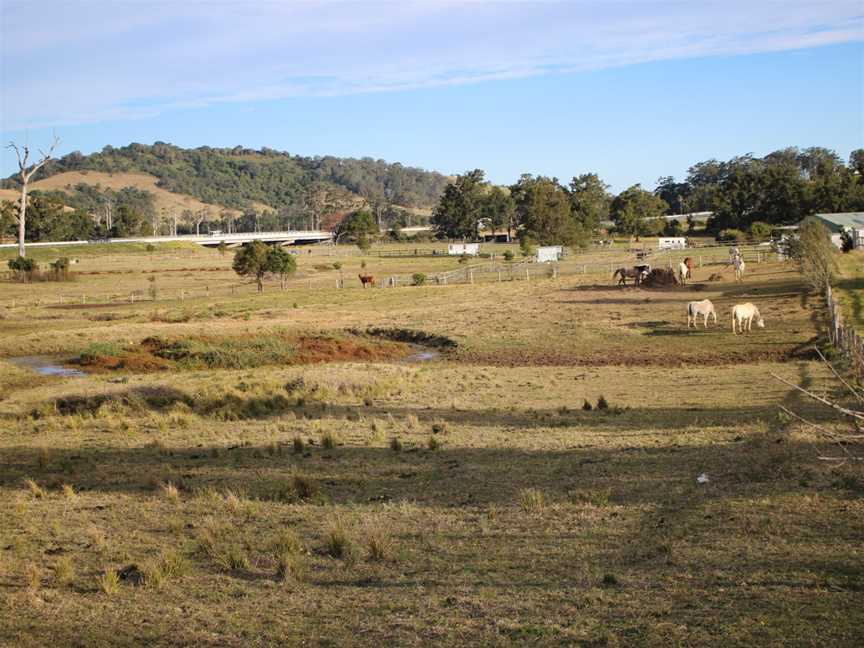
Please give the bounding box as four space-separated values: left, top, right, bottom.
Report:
1 0 862 191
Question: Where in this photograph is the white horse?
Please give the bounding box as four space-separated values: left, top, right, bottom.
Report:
677 261 689 285
733 257 746 281
732 303 764 334
687 299 717 328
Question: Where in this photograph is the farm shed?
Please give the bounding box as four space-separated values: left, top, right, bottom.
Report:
658 237 687 250
810 212 864 249
536 246 563 263
448 243 480 256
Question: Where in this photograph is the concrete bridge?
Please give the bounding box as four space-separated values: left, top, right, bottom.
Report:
0 230 334 250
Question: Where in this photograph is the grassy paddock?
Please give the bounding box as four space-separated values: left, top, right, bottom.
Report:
0 245 862 647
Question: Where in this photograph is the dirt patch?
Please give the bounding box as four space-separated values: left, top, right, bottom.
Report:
293 335 408 364
457 346 818 368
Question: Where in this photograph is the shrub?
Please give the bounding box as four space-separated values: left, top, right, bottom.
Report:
332 262 342 270
97 567 120 596
596 395 609 410
326 519 355 561
717 228 747 243
748 221 772 240
503 250 514 262
582 400 593 411
24 478 45 498
427 436 442 451
412 272 427 286
321 432 337 450
519 237 537 258
518 488 547 514
291 474 319 500
8 257 38 281
431 421 448 435
458 254 469 264
53 556 75 586
366 528 391 562
390 437 403 452
292 437 305 454
49 257 72 280
275 551 306 582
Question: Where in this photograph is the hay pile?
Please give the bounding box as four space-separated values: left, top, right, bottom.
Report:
641 268 679 287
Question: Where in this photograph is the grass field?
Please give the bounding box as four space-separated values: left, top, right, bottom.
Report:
1 242 862 647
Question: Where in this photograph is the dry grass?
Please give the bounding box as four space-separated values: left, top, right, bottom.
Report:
0 249 861 646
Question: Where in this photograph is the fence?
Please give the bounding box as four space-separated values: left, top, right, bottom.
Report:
825 285 864 379
0 243 775 310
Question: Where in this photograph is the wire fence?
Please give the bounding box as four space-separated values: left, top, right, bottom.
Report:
825 285 864 380
0 242 779 310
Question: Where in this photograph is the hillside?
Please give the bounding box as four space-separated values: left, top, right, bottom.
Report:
3 171 266 219
1 142 450 215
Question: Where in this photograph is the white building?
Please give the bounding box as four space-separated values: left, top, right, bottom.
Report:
536 246 563 263
657 237 687 250
448 243 480 256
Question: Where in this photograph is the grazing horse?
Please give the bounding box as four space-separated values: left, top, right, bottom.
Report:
358 274 375 288
731 303 764 334
733 257 746 281
687 299 717 328
614 267 648 286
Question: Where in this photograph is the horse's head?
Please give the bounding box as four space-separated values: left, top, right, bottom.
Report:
756 317 765 328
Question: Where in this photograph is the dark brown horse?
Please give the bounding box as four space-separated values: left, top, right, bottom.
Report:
358 274 375 288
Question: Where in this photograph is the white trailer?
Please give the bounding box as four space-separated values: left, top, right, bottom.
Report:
657 237 687 250
448 243 480 256
536 246 563 263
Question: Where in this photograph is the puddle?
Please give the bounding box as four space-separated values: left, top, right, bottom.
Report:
405 350 440 363
6 356 85 377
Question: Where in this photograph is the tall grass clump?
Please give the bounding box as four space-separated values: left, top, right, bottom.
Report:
53 556 75 586
518 488 548 514
97 567 120 596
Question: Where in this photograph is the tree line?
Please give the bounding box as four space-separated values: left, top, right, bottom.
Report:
431 147 864 244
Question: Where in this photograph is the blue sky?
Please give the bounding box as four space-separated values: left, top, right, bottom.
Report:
1 1 862 191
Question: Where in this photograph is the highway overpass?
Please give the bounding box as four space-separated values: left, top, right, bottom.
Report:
0 230 334 250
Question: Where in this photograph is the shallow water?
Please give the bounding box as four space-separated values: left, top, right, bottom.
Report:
6 356 85 377
405 350 440 362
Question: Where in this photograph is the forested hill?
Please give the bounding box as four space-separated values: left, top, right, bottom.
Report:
1 142 450 212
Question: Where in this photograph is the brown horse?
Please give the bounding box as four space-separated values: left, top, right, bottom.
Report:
683 257 694 279
358 274 375 288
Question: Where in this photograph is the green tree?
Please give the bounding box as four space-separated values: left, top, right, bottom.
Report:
232 241 297 292
568 173 610 234
111 204 148 237
510 175 585 246
335 209 378 243
610 185 668 237
479 186 516 240
431 170 487 239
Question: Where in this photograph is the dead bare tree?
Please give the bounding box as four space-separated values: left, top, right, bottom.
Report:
771 349 863 464
7 135 60 258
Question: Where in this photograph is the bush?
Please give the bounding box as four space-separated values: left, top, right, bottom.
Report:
519 237 536 258
717 228 747 243
502 250 514 262
748 221 772 240
596 395 609 410
412 272 427 286
7 257 38 281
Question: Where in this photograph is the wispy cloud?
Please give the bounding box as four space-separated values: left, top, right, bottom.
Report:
2 1 862 130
